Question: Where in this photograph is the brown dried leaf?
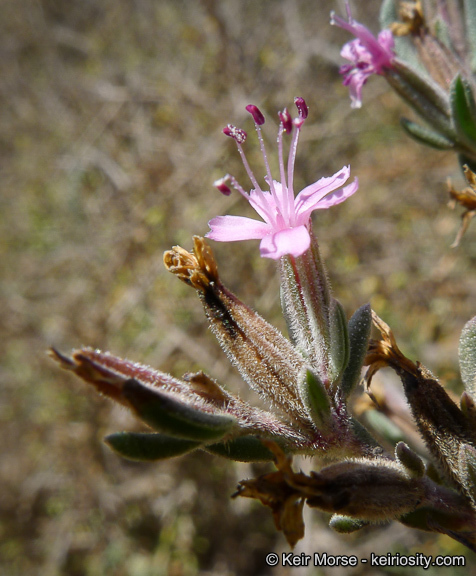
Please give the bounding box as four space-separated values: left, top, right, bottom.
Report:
448 166 476 247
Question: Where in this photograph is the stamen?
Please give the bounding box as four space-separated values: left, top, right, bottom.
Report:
235 139 277 227
222 125 270 214
253 118 280 213
223 125 247 144
277 122 289 223
214 176 232 196
277 122 287 189
245 104 265 126
286 117 303 224
226 174 250 198
294 97 308 119
278 108 292 134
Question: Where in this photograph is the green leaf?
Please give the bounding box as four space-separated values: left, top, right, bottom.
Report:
340 303 372 398
459 315 476 398
387 61 452 137
379 0 397 28
349 416 382 450
123 378 236 441
329 514 368 533
299 369 331 429
433 15 452 50
364 410 405 446
464 0 476 72
206 436 277 462
400 118 455 150
328 299 350 388
450 74 476 145
105 432 202 461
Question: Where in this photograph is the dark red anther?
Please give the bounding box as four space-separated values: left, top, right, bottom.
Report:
223 124 247 144
214 177 232 196
278 108 293 133
294 97 308 119
245 104 265 125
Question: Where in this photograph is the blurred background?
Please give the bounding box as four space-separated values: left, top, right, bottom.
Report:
2 0 476 574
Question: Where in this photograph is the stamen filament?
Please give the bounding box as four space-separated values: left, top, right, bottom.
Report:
235 141 277 227
277 122 290 224
254 123 282 217
226 174 251 198
286 123 302 226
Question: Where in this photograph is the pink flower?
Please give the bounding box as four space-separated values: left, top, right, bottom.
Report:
331 5 395 108
206 98 358 260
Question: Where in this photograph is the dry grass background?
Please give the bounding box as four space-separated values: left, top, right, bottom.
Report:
2 0 476 574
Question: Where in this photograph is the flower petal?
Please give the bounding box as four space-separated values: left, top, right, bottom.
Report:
206 215 270 242
248 188 275 223
294 166 351 218
311 177 359 210
341 67 368 109
259 225 310 260
377 29 395 55
332 13 394 70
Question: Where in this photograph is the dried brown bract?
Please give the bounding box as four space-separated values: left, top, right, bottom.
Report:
448 165 476 247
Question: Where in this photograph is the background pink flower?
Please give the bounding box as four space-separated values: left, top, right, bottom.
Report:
331 7 395 108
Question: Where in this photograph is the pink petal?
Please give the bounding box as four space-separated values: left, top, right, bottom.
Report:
377 29 395 54
341 39 372 66
332 13 394 67
311 177 359 210
343 71 367 109
294 166 351 217
206 215 270 242
259 225 310 260
248 189 275 223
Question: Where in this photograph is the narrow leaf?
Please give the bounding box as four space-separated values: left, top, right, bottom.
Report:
364 410 405 446
464 0 476 71
329 514 368 533
340 303 372 398
450 74 476 144
400 118 455 150
379 0 397 29
328 299 350 388
206 436 277 462
459 314 476 398
298 369 331 429
105 432 202 461
349 416 382 451
123 378 236 441
386 62 453 138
